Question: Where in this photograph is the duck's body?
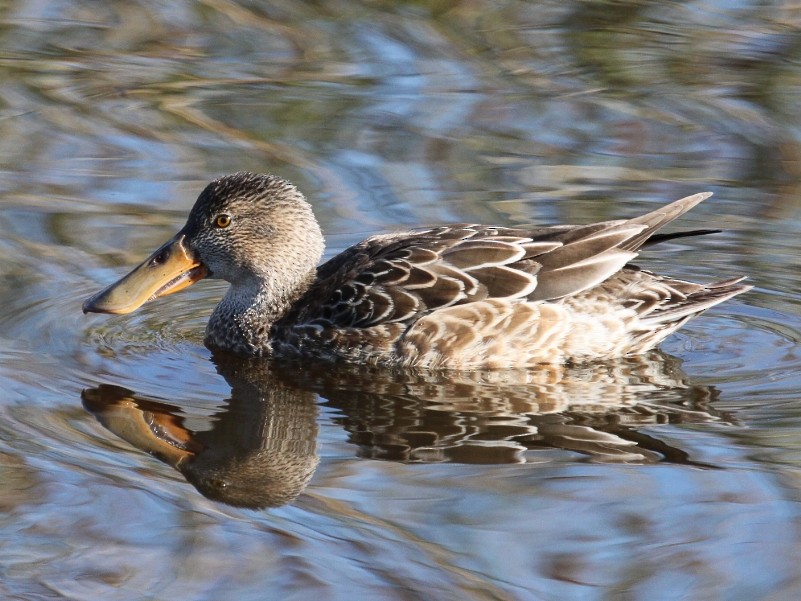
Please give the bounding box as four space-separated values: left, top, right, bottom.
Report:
83 172 749 369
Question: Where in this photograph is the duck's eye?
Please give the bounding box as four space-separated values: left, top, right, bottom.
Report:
214 214 232 228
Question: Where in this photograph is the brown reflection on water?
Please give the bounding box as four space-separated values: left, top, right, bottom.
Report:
82 350 726 509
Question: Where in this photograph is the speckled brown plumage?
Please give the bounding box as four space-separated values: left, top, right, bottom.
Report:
84 172 750 368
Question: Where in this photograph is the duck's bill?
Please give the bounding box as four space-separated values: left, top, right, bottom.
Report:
83 233 208 315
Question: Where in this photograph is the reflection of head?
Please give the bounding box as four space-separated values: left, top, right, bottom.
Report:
181 386 320 508
183 442 319 509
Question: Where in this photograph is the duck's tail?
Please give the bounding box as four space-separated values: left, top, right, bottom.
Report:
630 275 752 353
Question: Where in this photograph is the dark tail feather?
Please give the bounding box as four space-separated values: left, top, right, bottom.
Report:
643 229 722 247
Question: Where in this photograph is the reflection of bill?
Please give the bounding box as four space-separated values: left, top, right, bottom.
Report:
82 351 727 509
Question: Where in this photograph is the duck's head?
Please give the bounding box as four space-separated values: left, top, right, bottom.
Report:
83 172 325 315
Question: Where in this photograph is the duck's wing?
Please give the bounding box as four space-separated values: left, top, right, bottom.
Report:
286 193 713 330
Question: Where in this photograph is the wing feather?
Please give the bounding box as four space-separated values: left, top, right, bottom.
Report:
442 240 526 269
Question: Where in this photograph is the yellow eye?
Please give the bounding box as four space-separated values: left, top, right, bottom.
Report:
215 214 232 228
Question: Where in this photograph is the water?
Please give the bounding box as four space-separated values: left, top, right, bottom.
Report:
2 1 801 599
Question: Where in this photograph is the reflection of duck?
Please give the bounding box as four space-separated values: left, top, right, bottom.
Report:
300 351 727 466
82 351 725 508
83 173 749 368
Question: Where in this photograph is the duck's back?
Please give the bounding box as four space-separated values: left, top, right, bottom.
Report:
273 194 749 368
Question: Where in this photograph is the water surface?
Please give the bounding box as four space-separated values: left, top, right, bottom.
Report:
2 1 801 599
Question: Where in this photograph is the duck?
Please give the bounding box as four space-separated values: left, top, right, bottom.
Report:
83 172 750 369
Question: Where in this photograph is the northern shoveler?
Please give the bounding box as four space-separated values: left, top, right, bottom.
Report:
83 172 749 368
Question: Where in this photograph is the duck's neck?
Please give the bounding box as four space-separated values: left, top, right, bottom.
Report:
205 272 315 356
